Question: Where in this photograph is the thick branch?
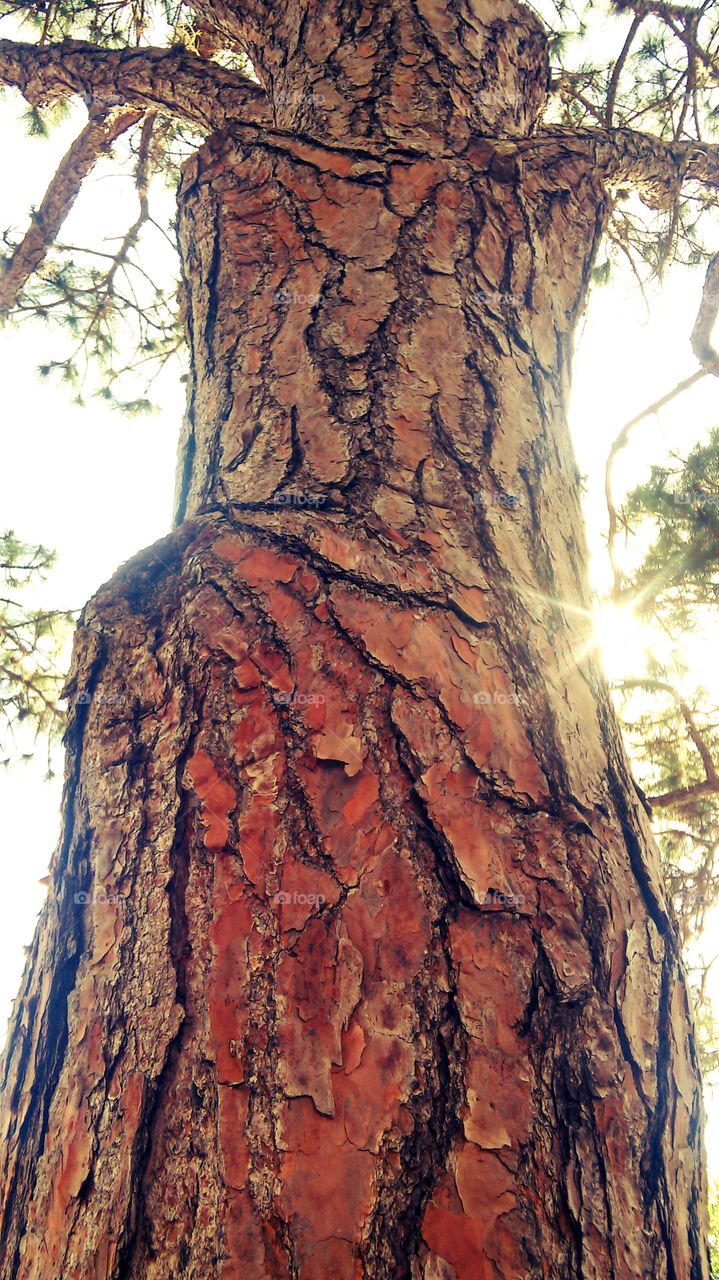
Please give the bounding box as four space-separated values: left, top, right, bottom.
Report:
0 107 141 315
189 2 259 47
615 0 710 22
532 125 719 206
0 38 269 132
602 130 719 198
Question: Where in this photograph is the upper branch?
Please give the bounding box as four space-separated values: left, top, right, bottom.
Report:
613 0 719 82
0 37 270 133
0 107 141 315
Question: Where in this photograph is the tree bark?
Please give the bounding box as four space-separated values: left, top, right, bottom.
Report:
0 3 710 1278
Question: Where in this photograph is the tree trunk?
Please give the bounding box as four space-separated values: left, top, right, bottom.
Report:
0 4 709 1278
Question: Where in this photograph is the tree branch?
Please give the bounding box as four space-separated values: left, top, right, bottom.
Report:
616 676 719 809
189 2 258 48
604 368 707 595
531 125 719 206
603 246 719 593
613 0 719 84
604 131 719 198
648 778 719 809
0 38 270 132
606 14 644 126
0 106 142 315
620 677 719 779
691 250 719 376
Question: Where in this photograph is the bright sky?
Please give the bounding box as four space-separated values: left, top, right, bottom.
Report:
1 89 719 1173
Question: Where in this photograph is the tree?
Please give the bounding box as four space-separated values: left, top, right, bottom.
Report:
0 1 717 1275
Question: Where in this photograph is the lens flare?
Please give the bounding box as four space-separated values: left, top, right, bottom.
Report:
590 600 651 681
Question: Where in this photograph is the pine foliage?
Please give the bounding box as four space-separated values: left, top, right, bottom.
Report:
0 531 72 771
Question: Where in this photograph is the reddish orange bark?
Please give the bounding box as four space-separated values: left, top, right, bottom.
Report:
0 1 710 1277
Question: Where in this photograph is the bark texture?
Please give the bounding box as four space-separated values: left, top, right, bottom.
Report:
0 1 710 1278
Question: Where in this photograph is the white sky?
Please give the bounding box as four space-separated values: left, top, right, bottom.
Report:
2 91 719 1173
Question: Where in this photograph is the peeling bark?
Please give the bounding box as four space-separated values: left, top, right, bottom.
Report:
0 1 710 1277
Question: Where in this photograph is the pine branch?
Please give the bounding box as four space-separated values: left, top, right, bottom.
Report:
606 14 644 126
612 0 719 85
0 106 141 316
604 368 706 596
0 531 72 766
0 37 270 132
603 248 719 593
531 125 719 205
650 778 719 808
617 676 719 810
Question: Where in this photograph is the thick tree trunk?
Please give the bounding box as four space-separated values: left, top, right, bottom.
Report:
0 3 710 1277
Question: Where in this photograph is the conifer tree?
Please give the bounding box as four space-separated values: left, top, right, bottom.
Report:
1 2 719 1275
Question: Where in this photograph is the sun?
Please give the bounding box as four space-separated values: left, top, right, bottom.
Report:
590 600 652 682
